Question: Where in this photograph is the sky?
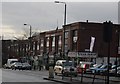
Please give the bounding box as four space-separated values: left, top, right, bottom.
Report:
1 0 120 40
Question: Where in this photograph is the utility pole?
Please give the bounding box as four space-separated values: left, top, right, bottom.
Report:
55 1 67 59
103 21 113 84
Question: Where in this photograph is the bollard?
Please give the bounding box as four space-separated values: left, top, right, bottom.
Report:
70 68 73 81
49 66 54 79
92 70 96 84
81 68 83 83
70 73 72 81
62 70 64 80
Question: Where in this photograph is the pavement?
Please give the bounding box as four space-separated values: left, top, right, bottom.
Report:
43 73 120 84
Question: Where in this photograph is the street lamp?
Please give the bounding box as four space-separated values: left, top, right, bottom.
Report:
54 1 67 59
116 29 120 76
73 36 78 64
54 1 66 25
24 23 32 63
24 24 32 38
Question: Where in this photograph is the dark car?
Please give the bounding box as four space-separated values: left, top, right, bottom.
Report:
86 64 103 74
109 66 120 76
11 62 23 70
22 63 32 70
117 69 120 76
96 64 108 74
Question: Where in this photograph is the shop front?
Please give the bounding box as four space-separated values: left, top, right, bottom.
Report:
68 52 98 65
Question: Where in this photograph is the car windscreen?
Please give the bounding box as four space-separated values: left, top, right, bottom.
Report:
10 61 18 64
94 64 103 68
100 65 107 69
63 62 74 66
15 62 22 65
22 63 30 66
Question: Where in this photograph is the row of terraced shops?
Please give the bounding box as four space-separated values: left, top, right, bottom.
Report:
2 21 120 67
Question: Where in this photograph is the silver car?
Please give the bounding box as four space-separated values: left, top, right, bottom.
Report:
62 62 77 77
109 66 120 76
11 62 23 70
22 63 32 70
117 69 120 76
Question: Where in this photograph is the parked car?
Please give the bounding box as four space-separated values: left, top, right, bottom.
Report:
54 60 77 77
97 64 113 75
11 62 23 70
86 64 103 74
99 64 117 75
54 60 66 75
4 59 18 69
109 66 120 76
77 61 94 74
96 64 108 74
117 69 120 76
22 63 32 70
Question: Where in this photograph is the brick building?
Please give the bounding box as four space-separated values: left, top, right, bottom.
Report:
63 21 120 64
2 21 120 66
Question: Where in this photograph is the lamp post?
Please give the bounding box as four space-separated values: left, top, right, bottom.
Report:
24 24 32 63
116 29 120 76
54 1 66 59
54 1 66 25
73 36 78 64
24 24 32 38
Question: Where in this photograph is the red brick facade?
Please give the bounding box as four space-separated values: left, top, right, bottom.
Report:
2 21 120 65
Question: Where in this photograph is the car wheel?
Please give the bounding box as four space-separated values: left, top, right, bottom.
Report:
92 70 96 74
74 74 77 77
55 72 57 75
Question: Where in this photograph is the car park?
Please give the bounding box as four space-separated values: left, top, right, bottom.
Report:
22 63 32 70
11 62 23 70
54 60 77 77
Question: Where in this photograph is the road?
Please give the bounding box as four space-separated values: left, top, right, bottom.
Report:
1 69 120 84
2 69 61 84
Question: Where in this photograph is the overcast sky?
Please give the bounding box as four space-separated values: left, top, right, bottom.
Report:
1 0 119 40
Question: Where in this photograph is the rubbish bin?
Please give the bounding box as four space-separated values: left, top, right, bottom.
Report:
49 65 54 79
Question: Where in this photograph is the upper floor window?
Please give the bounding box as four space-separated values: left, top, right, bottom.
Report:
58 36 62 47
52 36 55 47
73 30 78 37
65 31 69 39
46 37 49 47
40 39 44 47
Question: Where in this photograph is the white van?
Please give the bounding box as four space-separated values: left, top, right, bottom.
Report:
4 59 18 69
54 60 66 75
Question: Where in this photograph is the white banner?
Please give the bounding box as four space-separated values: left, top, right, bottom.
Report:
90 37 95 52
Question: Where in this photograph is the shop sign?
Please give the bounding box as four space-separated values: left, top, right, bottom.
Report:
68 52 77 57
78 52 97 58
